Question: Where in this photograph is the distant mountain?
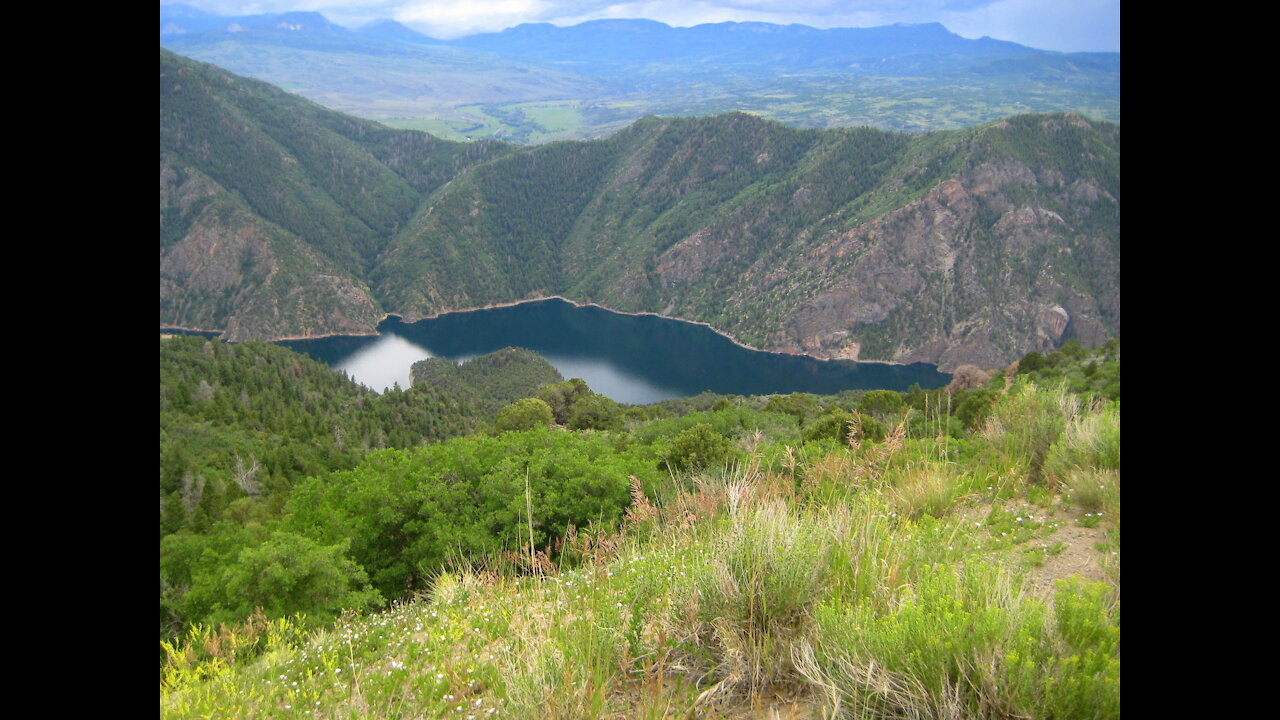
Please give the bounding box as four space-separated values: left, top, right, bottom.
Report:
161 7 420 55
159 7 1118 141
161 50 1119 371
441 19 1040 75
355 19 437 47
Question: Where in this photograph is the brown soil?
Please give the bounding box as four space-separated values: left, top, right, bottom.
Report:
954 500 1116 608
1023 508 1116 606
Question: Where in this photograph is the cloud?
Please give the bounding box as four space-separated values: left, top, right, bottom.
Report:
940 0 1120 52
395 0 557 37
163 1 1119 50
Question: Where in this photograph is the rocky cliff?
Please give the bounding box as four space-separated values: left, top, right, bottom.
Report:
161 50 1119 372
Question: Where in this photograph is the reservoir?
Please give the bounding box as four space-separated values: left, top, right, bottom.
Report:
273 298 949 403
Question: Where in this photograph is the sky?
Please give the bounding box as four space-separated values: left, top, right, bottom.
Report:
163 1 1120 52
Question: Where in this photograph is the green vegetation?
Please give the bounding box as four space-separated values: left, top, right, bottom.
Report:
162 49 1120 371
162 337 571 637
161 337 1119 718
409 347 563 418
493 397 554 433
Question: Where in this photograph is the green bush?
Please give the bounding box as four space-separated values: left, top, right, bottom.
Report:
566 393 625 432
955 388 999 430
493 397 555 433
1045 400 1120 480
858 389 905 419
660 422 736 472
216 532 382 626
286 430 658 599
801 411 885 445
536 378 591 424
764 393 822 425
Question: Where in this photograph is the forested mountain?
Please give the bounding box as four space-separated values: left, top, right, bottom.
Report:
160 337 583 641
160 48 513 339
408 347 564 418
159 337 548 536
161 49 1119 371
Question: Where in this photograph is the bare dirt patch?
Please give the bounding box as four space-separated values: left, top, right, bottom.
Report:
1023 518 1113 604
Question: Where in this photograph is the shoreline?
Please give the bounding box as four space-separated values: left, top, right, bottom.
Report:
159 325 383 343
161 296 940 371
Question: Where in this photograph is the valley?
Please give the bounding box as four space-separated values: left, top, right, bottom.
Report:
159 9 1119 143
160 49 1118 373
160 11 1119 715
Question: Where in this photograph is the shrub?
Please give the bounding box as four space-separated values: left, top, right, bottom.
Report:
802 411 886 445
764 393 822 425
955 388 999 430
1045 400 1120 481
857 389 904 419
493 397 555 433
661 422 736 472
536 378 591 424
685 500 833 690
215 532 382 626
566 393 625 432
982 383 1077 485
1018 351 1047 374
802 412 857 445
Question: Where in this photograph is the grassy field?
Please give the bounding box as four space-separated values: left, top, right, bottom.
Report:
161 379 1119 719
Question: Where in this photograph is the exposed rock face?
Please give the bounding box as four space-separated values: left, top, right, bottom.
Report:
161 49 1118 371
1035 305 1071 344
734 150 1118 371
160 156 383 339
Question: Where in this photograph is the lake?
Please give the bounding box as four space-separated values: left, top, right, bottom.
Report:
273 298 949 403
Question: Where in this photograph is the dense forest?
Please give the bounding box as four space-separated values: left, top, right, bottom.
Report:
160 332 1118 718
161 48 1119 372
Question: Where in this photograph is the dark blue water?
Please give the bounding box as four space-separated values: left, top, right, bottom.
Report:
271 298 948 403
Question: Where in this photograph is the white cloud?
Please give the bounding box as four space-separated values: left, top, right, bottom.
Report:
395 0 554 37
941 0 1119 51
163 1 1120 50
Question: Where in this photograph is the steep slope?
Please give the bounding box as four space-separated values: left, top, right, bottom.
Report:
160 154 383 339
160 53 1119 371
160 49 512 338
377 112 1118 371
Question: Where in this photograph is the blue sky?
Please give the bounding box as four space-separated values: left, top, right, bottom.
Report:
164 1 1120 52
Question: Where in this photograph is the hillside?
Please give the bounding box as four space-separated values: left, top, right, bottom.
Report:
160 48 513 339
161 49 1119 372
161 338 1120 718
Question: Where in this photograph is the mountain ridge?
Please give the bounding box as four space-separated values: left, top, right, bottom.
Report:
160 50 1119 372
160 7 1117 142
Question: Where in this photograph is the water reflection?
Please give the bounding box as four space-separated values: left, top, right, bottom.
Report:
332 335 432 393
276 298 949 403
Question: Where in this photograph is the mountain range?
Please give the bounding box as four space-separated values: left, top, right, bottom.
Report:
160 49 1119 372
159 5 1119 143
